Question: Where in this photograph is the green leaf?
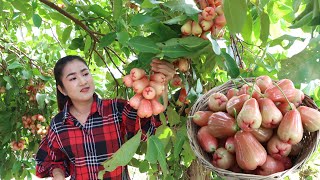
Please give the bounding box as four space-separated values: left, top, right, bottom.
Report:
113 0 122 19
166 106 180 125
224 0 247 34
221 51 240 78
289 12 313 29
241 11 253 43
84 36 92 54
101 131 141 171
89 4 108 18
138 160 149 173
206 34 221 55
269 35 304 49
32 14 42 28
159 113 167 125
48 12 72 25
99 32 117 48
173 131 185 158
130 14 154 26
69 37 84 50
260 12 270 43
293 0 302 12
195 79 203 94
163 15 187 25
148 136 169 175
7 61 22 69
116 31 130 46
163 0 201 16
11 1 32 18
278 36 320 84
162 45 192 58
36 94 47 109
148 22 179 41
146 136 158 164
62 26 73 44
128 36 160 53
155 125 173 149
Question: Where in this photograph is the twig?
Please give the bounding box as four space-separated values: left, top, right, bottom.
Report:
39 0 98 42
103 47 125 76
230 35 244 69
93 49 119 95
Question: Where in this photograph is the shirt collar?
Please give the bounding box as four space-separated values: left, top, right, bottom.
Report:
61 93 103 124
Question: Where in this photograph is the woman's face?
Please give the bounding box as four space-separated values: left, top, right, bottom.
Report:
58 59 95 103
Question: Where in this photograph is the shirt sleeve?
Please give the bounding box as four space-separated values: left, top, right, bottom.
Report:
117 99 162 141
35 127 70 178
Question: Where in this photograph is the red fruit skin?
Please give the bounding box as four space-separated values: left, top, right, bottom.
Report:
214 14 226 27
176 88 187 106
215 5 224 15
200 19 214 31
192 111 214 127
197 126 218 153
150 73 166 84
277 109 303 145
202 7 217 21
177 58 189 73
267 134 292 159
256 75 273 93
236 98 262 131
170 74 182 87
130 68 146 81
258 98 283 128
211 25 224 38
150 98 165 115
123 74 133 87
277 156 293 170
291 89 305 106
212 147 235 169
129 94 143 110
226 94 250 117
264 79 296 102
132 77 149 94
237 83 262 99
208 92 228 112
207 112 238 138
181 20 192 36
191 21 203 37
142 86 156 100
256 155 285 175
226 88 239 100
250 126 273 143
297 106 320 132
149 81 164 96
225 136 235 153
277 102 296 115
137 99 153 118
196 0 208 9
234 131 267 171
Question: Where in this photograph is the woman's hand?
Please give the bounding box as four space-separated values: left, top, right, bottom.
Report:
52 168 65 180
150 59 176 84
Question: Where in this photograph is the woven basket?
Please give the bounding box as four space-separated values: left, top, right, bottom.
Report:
187 78 320 180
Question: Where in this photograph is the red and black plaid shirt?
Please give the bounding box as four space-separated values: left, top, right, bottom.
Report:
35 94 161 180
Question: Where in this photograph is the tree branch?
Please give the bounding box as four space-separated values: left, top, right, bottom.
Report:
39 0 98 42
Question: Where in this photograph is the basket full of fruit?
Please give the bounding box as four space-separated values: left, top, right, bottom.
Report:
187 76 320 179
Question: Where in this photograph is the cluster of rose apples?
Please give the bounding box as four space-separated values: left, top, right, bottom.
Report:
192 75 320 175
21 114 48 136
10 139 26 151
181 0 226 39
123 68 167 118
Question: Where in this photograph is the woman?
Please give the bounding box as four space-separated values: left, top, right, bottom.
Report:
35 55 175 180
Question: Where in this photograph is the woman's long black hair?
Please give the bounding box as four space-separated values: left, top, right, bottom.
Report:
54 55 88 111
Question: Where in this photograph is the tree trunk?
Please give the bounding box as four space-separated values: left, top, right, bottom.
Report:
187 159 211 180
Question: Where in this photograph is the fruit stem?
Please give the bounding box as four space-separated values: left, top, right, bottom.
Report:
272 82 294 110
239 76 265 97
